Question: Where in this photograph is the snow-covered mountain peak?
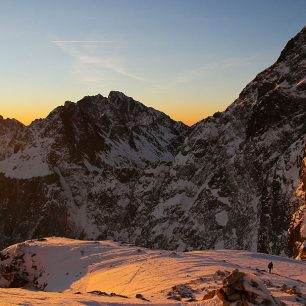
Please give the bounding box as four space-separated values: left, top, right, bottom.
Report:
146 26 306 255
229 26 305 113
277 25 306 64
0 28 305 259
108 90 130 101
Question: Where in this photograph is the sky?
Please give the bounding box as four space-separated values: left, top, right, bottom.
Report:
0 0 305 126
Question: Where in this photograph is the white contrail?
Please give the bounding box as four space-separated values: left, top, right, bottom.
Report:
51 40 125 43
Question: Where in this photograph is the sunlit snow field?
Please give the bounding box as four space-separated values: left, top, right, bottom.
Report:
0 237 305 305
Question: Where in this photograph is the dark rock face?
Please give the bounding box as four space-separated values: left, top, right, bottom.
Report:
0 173 77 249
0 116 24 160
289 149 306 258
0 27 305 255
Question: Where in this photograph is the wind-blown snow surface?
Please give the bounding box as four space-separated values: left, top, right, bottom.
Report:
0 237 305 305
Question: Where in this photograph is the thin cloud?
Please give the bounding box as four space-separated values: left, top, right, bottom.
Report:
51 39 144 82
151 54 262 93
76 54 145 81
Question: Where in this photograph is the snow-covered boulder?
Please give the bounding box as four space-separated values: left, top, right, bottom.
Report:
203 269 282 305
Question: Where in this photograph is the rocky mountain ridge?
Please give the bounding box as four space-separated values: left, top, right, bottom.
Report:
0 26 305 257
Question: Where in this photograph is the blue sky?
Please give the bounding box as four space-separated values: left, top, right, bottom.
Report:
0 0 305 125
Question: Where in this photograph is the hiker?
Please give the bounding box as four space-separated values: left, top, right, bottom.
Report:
268 261 273 274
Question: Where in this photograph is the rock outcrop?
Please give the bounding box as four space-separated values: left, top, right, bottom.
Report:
203 269 282 305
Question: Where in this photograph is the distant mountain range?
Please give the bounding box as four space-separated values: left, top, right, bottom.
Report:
0 26 305 257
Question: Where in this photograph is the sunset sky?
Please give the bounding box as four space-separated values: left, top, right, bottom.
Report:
0 0 305 126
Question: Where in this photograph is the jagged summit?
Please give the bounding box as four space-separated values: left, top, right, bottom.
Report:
190 25 306 130
0 115 24 127
108 90 129 100
229 26 306 111
277 25 306 63
49 91 179 125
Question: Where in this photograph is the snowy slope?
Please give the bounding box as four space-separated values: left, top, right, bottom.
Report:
0 237 305 305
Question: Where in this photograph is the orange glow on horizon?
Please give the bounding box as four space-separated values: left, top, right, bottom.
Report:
1 108 51 126
1 87 230 127
4 111 205 127
1 103 213 127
